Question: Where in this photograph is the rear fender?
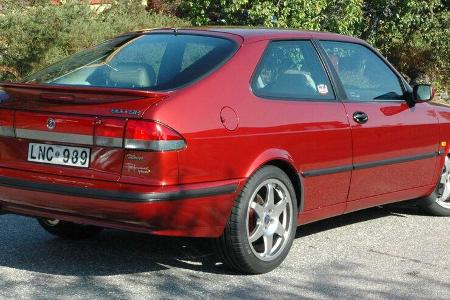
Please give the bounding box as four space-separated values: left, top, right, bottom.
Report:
244 148 295 178
243 149 303 212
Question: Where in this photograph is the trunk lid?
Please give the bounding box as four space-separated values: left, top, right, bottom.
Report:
0 83 168 182
0 83 167 117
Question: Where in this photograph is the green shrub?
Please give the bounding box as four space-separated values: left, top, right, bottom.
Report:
1 0 448 95
178 0 449 93
361 0 450 93
0 0 188 81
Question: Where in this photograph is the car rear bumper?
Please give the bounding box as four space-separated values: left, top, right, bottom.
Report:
0 168 241 237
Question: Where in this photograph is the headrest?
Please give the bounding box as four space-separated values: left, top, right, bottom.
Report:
263 71 317 98
109 63 156 88
277 72 311 87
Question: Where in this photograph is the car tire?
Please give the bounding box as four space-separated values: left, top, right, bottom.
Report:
215 165 297 274
418 156 450 216
38 218 103 240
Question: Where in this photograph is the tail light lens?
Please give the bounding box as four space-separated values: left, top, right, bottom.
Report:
4 114 185 152
0 110 15 137
124 120 186 151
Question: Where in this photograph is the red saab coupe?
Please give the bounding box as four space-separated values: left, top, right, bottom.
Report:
0 28 449 274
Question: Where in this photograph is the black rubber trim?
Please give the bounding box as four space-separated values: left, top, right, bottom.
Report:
0 176 238 202
354 152 437 170
302 165 353 177
302 151 439 177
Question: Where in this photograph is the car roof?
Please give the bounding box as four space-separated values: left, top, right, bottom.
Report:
138 27 366 45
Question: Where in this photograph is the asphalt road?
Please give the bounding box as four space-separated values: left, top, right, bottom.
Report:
0 203 449 299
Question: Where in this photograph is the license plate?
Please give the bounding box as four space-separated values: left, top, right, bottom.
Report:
28 143 90 168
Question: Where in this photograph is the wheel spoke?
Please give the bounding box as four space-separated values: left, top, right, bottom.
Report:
246 178 294 262
263 234 273 257
444 157 450 173
266 183 275 208
441 184 450 201
440 157 450 184
250 202 265 219
273 197 287 218
275 221 286 238
249 223 264 242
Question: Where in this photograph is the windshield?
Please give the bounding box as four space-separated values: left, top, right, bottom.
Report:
22 33 238 91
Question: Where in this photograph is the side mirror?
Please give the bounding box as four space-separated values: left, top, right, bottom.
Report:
412 84 434 103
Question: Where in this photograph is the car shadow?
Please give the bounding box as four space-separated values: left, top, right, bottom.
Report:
296 201 427 238
0 202 425 276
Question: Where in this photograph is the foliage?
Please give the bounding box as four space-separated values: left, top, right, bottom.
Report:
178 0 449 92
179 0 363 34
0 0 448 93
361 0 449 91
0 0 188 81
146 0 182 15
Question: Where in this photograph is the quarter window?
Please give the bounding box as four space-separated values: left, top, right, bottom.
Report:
251 41 334 100
321 41 404 101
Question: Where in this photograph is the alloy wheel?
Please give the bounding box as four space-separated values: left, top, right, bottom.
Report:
437 156 450 209
246 179 294 262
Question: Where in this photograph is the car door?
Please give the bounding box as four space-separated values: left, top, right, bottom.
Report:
319 40 440 208
250 39 353 214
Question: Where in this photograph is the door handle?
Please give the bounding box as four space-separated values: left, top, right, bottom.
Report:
353 111 368 124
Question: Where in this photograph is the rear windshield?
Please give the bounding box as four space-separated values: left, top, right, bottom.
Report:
22 33 238 91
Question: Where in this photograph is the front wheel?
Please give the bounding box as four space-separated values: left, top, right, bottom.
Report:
215 166 297 274
38 218 103 240
418 156 450 216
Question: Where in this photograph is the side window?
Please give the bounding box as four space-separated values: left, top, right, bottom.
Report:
321 41 404 101
251 41 335 100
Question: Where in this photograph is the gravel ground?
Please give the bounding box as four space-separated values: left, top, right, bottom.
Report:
0 203 449 299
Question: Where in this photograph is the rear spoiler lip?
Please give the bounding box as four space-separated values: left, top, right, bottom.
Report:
0 82 170 99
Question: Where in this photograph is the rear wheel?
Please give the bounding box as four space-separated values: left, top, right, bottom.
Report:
419 156 450 216
38 218 103 240
215 166 297 274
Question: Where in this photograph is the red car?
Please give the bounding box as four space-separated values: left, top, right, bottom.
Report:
0 28 448 274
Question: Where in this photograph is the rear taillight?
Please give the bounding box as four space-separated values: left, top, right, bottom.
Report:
94 118 125 148
124 120 186 151
4 113 185 152
0 110 14 137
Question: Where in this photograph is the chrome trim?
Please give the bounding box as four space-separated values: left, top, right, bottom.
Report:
124 139 186 151
16 129 93 145
0 126 15 137
95 136 123 148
